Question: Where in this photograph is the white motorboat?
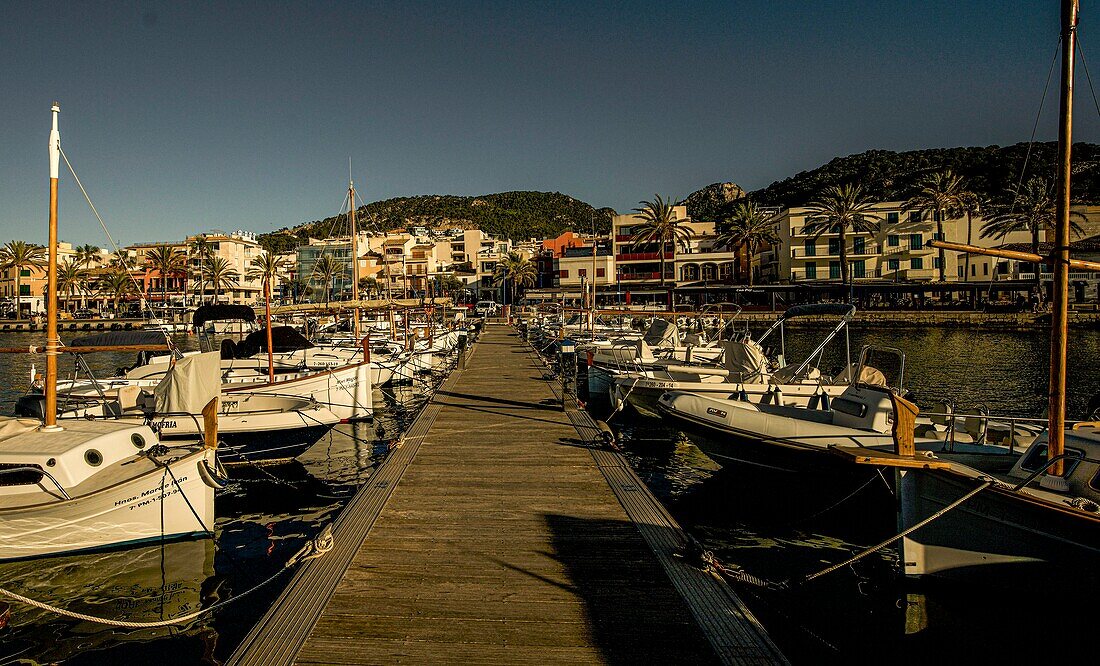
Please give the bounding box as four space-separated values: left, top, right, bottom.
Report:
0 416 219 561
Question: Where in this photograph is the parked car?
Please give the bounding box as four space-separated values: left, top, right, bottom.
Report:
474 300 499 317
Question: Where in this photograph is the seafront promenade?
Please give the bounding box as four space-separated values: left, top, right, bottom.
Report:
227 324 787 665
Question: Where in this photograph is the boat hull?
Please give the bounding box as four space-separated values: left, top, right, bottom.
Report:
0 448 216 561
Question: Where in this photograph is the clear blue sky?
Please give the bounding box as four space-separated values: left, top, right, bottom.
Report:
0 1 1093 247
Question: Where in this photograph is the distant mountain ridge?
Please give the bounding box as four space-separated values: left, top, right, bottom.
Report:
258 191 615 254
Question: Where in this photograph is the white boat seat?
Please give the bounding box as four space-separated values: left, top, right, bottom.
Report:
833 364 887 387
111 385 142 412
913 423 939 439
929 402 953 426
963 415 987 442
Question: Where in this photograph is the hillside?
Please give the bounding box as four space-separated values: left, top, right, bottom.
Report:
681 142 1100 220
259 191 615 254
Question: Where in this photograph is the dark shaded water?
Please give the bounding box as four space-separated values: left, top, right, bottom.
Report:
1 326 1097 663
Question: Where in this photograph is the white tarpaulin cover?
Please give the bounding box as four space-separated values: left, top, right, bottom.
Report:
154 351 222 414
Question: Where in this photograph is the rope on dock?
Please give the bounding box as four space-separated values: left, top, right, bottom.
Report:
0 525 333 629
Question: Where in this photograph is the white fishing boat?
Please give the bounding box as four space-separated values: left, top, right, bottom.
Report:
0 103 220 560
611 304 857 416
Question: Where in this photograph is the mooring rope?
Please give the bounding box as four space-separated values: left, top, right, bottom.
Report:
0 525 333 629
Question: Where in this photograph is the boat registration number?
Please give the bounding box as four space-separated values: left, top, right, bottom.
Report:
706 407 728 418
648 381 677 389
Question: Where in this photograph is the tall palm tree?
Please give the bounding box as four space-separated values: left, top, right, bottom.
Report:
980 177 1085 295
96 268 138 314
715 200 779 286
245 251 286 304
630 195 694 288
75 243 102 268
201 255 240 304
802 183 882 288
0 241 47 318
313 254 344 307
959 191 983 282
492 251 537 305
189 236 211 304
57 261 88 312
902 170 969 281
144 245 187 314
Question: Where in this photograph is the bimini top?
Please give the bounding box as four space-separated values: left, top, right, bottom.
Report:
69 330 171 347
192 304 257 329
780 303 856 320
235 326 314 356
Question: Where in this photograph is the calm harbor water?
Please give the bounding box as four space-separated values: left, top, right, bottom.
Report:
0 325 1097 663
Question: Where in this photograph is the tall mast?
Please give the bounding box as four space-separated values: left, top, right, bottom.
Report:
1049 0 1078 476
349 159 361 339
44 102 62 430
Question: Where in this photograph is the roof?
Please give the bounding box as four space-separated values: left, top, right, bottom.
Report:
998 234 1100 254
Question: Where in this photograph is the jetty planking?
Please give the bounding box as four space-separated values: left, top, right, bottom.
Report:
228 324 786 665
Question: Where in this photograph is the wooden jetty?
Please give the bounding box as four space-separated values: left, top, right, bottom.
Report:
228 325 787 665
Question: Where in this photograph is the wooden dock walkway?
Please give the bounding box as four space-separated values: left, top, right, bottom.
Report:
228 326 786 665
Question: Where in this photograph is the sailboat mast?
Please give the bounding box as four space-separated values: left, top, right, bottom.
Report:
44 102 61 430
349 168 361 339
1049 0 1078 476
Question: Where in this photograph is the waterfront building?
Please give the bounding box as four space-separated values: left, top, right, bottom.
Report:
187 230 262 305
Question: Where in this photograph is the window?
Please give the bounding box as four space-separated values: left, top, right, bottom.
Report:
911 258 924 269
853 237 865 254
19 269 30 277
559 270 569 278
933 257 942 269
852 260 866 278
596 268 606 278
888 259 900 271
828 238 840 255
829 261 841 279
578 268 587 277
932 232 945 241
971 264 977 277
887 234 900 247
984 264 989 276
804 240 816 257
19 285 30 296
805 263 817 279
909 234 923 250
908 211 921 224
886 212 899 225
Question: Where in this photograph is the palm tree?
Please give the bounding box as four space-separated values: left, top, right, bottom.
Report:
0 241 47 318
802 183 882 289
57 261 88 312
189 236 211 304
359 276 380 299
492 251 537 305
980 177 1085 295
144 245 187 315
313 254 345 307
75 244 102 268
902 170 969 281
245 251 286 304
958 191 984 283
200 255 240 305
715 200 779 286
630 195 694 288
96 268 138 315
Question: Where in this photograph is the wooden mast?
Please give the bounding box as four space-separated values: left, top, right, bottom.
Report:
349 165 361 340
1049 0 1079 476
44 102 62 431
265 274 275 382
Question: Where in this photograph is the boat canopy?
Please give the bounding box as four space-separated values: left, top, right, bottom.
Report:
153 351 222 414
192 305 257 329
780 303 856 320
69 331 170 347
236 326 314 356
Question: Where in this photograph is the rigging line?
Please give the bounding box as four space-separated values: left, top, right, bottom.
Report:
291 189 355 305
1076 37 1100 123
59 147 175 348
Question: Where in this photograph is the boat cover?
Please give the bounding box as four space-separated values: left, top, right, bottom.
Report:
154 351 222 414
780 303 856 320
720 340 769 382
0 417 40 443
192 305 257 329
69 331 170 347
234 326 315 357
642 318 679 347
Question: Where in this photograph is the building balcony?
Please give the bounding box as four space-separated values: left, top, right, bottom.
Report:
883 245 934 255
615 251 674 262
619 272 669 281
791 244 881 259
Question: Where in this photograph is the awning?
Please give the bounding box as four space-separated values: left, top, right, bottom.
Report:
193 304 257 328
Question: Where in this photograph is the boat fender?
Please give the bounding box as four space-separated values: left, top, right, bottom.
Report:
808 393 820 410
737 384 749 402
819 389 830 411
595 420 617 448
199 456 229 489
773 385 783 406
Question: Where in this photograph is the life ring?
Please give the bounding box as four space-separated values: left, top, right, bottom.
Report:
198 455 229 489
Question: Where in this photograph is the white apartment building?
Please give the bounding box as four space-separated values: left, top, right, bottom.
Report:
188 230 262 304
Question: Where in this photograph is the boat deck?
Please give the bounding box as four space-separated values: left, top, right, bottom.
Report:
227 325 786 665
